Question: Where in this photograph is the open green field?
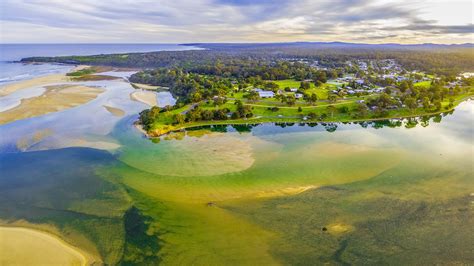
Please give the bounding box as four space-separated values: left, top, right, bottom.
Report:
414 80 432 89
271 79 334 99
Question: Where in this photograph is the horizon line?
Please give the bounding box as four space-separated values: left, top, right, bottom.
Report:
1 41 473 46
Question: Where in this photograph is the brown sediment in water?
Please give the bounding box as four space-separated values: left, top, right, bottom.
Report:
254 185 319 198
103 105 125 116
326 223 355 234
16 128 54 151
0 84 104 125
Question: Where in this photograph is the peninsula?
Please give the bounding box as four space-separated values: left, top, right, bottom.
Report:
21 43 474 137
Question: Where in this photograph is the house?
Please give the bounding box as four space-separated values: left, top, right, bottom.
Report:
290 88 298 92
295 93 303 99
258 90 275 98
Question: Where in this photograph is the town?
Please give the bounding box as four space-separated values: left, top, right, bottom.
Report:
130 57 474 136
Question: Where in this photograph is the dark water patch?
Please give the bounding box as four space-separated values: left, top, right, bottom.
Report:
121 206 162 265
222 161 474 265
0 148 131 264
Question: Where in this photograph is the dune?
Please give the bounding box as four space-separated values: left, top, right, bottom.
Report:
0 84 104 125
130 90 157 106
0 227 95 266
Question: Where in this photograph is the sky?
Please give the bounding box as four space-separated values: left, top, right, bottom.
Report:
0 0 473 44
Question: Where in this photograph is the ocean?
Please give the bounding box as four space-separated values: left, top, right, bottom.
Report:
0 43 199 85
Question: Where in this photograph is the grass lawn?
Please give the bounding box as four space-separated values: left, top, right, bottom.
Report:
270 79 335 100
272 79 312 89
414 81 432 89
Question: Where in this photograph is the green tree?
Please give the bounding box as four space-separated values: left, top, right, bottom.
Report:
191 92 202 103
404 97 417 113
285 95 296 106
172 113 185 125
245 91 260 102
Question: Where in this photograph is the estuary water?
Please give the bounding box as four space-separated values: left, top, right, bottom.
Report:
1 99 472 264
0 44 472 265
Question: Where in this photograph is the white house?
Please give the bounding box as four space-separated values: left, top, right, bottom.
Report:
258 90 275 98
290 88 298 92
295 93 303 99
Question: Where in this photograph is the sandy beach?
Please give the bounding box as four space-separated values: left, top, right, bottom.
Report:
0 84 104 125
0 226 95 266
131 82 162 90
0 74 71 97
130 90 157 106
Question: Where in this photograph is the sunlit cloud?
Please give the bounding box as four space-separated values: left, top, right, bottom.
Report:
0 0 472 43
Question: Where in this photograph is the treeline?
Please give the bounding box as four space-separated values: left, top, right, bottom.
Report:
363 79 469 118
128 62 335 102
22 44 474 76
139 100 253 130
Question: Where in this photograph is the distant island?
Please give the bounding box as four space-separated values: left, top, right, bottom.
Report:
22 42 474 137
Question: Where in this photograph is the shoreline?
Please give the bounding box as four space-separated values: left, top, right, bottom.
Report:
0 84 105 125
0 65 89 97
0 225 97 265
136 97 474 138
130 90 158 106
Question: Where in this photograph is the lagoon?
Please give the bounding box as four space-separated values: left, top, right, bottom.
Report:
0 49 472 263
1 95 472 264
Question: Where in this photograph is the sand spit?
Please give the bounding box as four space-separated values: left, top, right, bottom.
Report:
103 105 125 116
0 84 104 125
131 83 162 90
0 74 70 97
130 90 157 106
0 226 95 266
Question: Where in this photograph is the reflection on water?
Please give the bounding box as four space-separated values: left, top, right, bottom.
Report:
103 100 473 264
0 74 146 152
0 69 472 265
156 91 176 107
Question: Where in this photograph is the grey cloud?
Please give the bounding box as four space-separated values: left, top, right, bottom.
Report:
1 0 472 43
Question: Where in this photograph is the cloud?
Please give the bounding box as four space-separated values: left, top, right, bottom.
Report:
0 0 472 44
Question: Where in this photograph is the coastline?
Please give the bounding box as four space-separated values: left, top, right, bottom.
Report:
0 225 98 266
0 65 89 97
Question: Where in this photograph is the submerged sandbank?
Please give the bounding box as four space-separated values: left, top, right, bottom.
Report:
0 84 104 125
103 105 126 116
0 226 95 266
